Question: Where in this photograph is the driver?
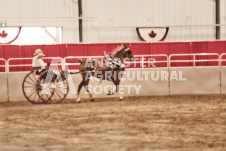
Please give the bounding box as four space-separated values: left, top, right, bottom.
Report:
32 49 47 75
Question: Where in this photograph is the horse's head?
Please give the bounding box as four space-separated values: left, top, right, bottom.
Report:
112 45 134 61
123 45 134 61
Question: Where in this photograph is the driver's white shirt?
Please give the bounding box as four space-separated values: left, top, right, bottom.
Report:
32 56 47 70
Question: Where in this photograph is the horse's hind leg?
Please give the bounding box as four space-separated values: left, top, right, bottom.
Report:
114 81 123 101
84 79 94 102
76 80 84 103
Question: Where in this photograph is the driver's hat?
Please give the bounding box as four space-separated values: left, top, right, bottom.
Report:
34 49 45 57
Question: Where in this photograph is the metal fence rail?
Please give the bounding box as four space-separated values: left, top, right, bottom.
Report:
134 54 168 68
169 53 220 67
63 56 104 71
6 57 63 72
0 58 6 72
2 53 226 73
64 54 168 71
220 53 226 66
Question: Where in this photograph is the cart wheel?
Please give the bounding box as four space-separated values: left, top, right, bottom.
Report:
22 71 44 104
37 70 69 104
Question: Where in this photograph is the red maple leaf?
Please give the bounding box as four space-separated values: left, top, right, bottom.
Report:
149 30 157 38
0 30 8 38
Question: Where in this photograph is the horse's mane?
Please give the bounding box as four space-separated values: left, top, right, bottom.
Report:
111 45 125 56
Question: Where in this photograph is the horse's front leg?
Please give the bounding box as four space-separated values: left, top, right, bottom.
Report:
114 81 123 101
84 79 94 102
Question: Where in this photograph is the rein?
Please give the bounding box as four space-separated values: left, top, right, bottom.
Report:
69 67 124 75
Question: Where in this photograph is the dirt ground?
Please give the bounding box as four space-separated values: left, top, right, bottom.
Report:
0 95 226 151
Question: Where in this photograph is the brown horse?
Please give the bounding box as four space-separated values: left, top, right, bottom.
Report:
76 45 134 102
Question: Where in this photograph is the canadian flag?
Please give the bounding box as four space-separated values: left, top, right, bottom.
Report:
0 27 21 44
136 27 169 42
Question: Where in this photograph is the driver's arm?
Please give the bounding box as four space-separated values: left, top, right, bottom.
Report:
38 58 47 68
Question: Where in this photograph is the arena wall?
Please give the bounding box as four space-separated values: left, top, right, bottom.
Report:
0 73 8 102
2 67 225 102
220 67 226 94
66 68 170 100
170 67 220 95
7 72 28 102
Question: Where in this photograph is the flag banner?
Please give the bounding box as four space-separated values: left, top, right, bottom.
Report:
0 27 21 44
136 27 169 42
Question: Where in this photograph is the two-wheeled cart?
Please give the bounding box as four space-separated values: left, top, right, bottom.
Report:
22 70 69 104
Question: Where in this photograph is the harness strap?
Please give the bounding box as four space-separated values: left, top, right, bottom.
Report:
33 67 41 70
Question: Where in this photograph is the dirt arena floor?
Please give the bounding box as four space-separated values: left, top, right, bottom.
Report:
0 95 226 151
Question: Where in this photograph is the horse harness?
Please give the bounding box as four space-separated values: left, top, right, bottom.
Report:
104 51 125 71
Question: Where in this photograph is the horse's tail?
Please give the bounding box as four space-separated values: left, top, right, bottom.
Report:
78 59 83 63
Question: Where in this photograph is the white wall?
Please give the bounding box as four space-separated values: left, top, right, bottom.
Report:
220 0 226 40
82 0 218 42
0 0 79 43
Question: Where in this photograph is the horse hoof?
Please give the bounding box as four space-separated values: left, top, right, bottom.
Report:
76 98 81 103
91 99 95 102
119 96 123 101
107 91 112 95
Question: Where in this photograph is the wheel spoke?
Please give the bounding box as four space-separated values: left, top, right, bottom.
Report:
32 72 37 81
53 93 57 100
27 75 36 84
55 87 66 95
56 82 68 94
27 89 36 99
50 92 57 103
33 92 37 101
54 89 63 100
40 93 49 102
38 95 42 103
25 80 36 86
24 85 36 88
25 87 36 93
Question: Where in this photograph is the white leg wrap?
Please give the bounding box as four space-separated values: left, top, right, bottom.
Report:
76 96 81 102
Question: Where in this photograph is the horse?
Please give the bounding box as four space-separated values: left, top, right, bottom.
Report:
76 45 134 102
